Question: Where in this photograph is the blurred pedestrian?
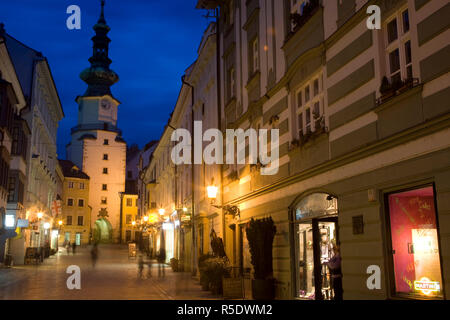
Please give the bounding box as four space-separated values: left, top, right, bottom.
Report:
91 243 98 268
72 242 76 255
157 248 166 278
138 255 144 278
66 241 71 255
147 256 153 278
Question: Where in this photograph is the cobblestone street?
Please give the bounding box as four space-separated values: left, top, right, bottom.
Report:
0 245 220 300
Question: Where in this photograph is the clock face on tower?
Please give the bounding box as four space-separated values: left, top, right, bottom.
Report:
101 99 111 110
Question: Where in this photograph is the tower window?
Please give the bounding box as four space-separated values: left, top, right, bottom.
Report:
104 139 109 145
103 154 108 160
101 197 107 204
103 168 108 174
78 199 84 207
67 198 74 206
102 184 107 191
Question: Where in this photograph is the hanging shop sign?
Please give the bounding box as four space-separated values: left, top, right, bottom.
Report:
17 219 29 228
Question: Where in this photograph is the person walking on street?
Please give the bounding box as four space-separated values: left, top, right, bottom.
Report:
66 241 71 255
91 243 98 268
157 248 166 278
138 255 144 278
72 242 76 255
147 255 152 278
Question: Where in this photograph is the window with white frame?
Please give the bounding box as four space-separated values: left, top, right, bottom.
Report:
295 72 324 139
385 8 412 85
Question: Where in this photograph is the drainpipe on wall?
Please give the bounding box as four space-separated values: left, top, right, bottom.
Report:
118 192 123 244
181 75 196 275
213 9 226 257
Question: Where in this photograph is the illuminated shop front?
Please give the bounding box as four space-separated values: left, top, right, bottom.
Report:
291 193 340 300
386 185 444 299
162 221 174 263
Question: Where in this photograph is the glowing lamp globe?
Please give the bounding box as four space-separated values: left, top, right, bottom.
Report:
207 185 218 200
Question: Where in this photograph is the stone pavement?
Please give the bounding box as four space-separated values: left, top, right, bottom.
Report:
0 244 221 300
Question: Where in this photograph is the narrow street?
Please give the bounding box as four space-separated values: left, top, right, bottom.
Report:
0 245 220 300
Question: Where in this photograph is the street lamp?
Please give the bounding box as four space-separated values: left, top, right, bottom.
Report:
159 208 165 216
37 212 43 219
207 180 240 219
132 220 136 226
58 220 63 226
207 184 218 202
143 216 149 222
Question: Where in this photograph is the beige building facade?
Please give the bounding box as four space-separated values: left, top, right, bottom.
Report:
195 0 449 300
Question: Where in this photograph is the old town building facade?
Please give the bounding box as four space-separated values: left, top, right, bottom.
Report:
0 24 64 265
191 0 450 299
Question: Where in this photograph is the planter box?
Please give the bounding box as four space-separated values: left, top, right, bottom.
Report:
223 277 244 299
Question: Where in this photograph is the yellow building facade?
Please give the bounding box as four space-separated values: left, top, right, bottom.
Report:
121 193 138 243
58 160 91 246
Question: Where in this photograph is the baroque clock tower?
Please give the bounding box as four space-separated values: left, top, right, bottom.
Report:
67 0 126 244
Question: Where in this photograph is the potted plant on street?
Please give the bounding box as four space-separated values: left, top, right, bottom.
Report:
198 253 214 291
170 258 179 272
246 217 277 300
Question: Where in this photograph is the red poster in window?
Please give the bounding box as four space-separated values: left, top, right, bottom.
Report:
388 186 442 297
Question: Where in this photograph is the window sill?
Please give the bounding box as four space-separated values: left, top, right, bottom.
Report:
375 79 422 112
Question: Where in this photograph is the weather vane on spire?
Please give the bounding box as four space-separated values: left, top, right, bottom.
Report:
99 0 106 23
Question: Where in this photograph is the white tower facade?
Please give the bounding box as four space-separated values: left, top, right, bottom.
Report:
67 1 126 243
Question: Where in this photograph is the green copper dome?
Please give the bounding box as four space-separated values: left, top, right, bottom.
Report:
79 0 119 97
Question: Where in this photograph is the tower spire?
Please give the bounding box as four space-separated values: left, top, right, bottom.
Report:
99 0 106 24
79 0 119 97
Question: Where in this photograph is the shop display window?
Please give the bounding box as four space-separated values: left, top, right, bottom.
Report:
388 186 443 298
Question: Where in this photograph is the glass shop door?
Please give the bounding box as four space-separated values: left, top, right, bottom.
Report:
296 217 339 300
296 222 315 299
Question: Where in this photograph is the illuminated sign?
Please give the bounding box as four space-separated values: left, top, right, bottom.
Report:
4 215 15 228
414 277 441 296
17 219 29 228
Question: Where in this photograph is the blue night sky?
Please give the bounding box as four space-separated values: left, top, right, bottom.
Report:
0 0 210 158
